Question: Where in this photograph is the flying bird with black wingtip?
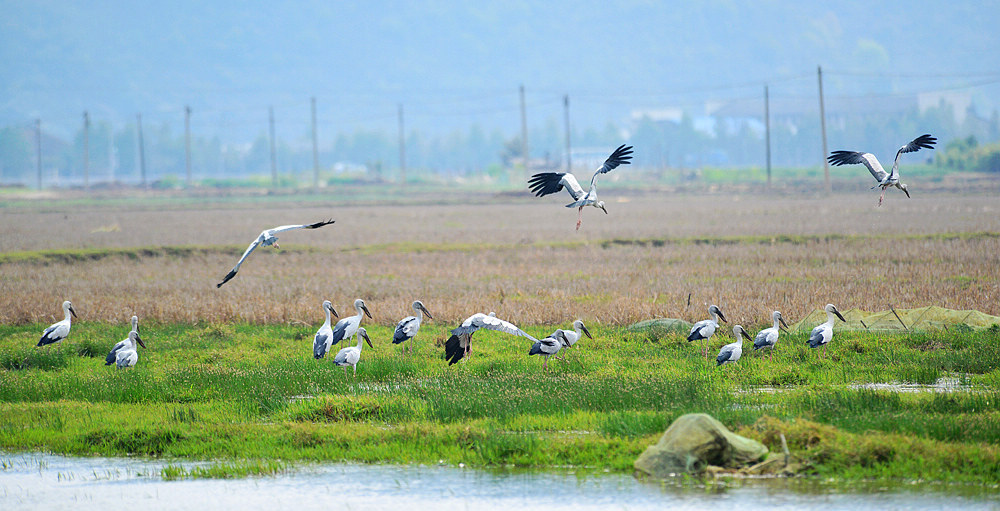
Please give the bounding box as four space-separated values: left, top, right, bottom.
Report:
217 219 335 288
528 144 633 230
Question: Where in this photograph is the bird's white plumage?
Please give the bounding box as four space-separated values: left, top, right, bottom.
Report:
312 300 339 359
808 304 847 353
452 312 537 341
38 300 76 347
393 301 432 353
217 219 335 287
716 326 750 366
320 299 372 358
333 327 373 377
753 311 788 354
546 319 592 348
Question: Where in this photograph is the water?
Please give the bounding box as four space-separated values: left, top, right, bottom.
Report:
2 453 997 510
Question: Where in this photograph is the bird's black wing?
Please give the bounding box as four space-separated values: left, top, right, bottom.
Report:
528 172 567 197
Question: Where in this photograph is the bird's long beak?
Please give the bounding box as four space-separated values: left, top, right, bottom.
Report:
718 311 728 323
362 305 372 319
421 305 433 320
779 317 789 331
834 310 847 322
902 188 911 198
135 335 146 349
582 325 593 339
599 204 608 214
69 307 78 318
328 304 339 318
739 328 752 341
362 331 373 349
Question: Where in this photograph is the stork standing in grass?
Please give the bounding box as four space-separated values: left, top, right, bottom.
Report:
808 304 847 358
687 305 727 358
392 301 433 355
528 331 571 371
314 299 371 359
827 134 936 207
312 300 340 358
716 325 753 366
528 144 633 230
445 312 537 365
216 219 335 287
753 311 789 360
333 327 374 378
106 318 146 366
38 300 77 347
114 331 144 369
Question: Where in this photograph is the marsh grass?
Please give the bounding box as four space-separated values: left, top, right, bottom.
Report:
1 321 998 481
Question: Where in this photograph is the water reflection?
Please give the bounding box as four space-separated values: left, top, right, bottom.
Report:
1 453 997 511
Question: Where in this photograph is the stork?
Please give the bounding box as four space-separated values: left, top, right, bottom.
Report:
38 300 77 347
752 311 789 360
716 325 753 366
392 300 433 355
444 312 537 365
528 144 633 230
217 218 335 287
808 304 847 358
106 320 146 366
314 299 371 359
114 331 144 369
687 305 727 358
311 300 340 358
333 327 374 378
528 330 571 371
828 134 936 206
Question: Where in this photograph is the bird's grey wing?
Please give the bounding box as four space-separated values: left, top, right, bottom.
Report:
807 325 825 346
891 134 937 172
686 319 710 341
716 345 734 365
752 330 770 349
393 316 418 343
828 151 887 182
329 321 349 346
106 341 127 365
332 348 349 365
590 144 633 188
528 172 584 200
269 219 335 234
313 332 330 359
444 333 468 365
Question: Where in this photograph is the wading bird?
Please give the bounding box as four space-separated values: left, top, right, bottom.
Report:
687 305 727 358
392 300 433 355
445 312 537 365
217 219 335 287
753 311 789 360
827 134 936 206
38 300 77 347
114 331 144 369
546 319 593 348
314 299 371 359
333 327 374 378
808 304 847 358
716 325 753 366
311 300 340 358
528 144 634 230
106 320 146 366
528 330 570 371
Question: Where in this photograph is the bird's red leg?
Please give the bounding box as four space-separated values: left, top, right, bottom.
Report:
576 206 584 230
878 186 887 207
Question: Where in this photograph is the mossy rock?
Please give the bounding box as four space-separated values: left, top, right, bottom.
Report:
634 413 768 477
627 318 693 338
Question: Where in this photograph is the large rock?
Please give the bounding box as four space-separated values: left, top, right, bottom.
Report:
634 413 768 477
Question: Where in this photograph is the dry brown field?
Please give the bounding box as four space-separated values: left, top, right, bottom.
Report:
1 190 998 328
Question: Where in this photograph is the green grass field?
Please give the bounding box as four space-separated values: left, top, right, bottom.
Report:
1 321 998 482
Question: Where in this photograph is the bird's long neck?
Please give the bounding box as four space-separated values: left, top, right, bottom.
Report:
323 307 332 327
355 336 365 350
415 308 423 323
131 318 138 334
63 307 73 322
825 311 837 326
772 316 780 330
710 311 719 324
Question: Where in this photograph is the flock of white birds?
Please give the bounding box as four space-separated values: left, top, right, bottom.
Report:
33 135 936 374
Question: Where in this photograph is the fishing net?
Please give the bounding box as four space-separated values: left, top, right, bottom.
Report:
789 306 1000 333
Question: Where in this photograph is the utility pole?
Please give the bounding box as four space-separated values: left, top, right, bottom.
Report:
764 85 771 189
563 94 571 172
519 84 529 175
818 65 830 195
398 103 406 185
185 106 192 187
83 111 90 190
137 114 147 188
35 119 42 189
311 97 319 188
268 106 277 188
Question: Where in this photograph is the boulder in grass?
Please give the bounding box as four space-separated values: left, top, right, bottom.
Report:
634 413 768 477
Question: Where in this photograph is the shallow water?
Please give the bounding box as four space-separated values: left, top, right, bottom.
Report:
1 453 997 511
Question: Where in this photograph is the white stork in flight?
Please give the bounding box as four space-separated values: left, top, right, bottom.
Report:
827 134 936 206
528 144 633 230
217 219 335 287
